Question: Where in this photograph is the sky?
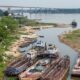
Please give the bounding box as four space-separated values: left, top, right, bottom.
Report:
0 0 80 8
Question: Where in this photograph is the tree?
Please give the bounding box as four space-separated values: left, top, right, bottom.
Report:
3 11 9 16
1 16 19 32
0 22 9 42
0 9 4 16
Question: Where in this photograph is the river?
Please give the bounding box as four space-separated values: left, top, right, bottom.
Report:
36 27 78 80
26 13 80 27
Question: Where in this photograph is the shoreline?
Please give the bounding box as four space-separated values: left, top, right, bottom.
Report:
58 30 80 53
4 26 38 58
5 24 71 58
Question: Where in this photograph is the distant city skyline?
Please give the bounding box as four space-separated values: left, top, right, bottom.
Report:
0 0 80 8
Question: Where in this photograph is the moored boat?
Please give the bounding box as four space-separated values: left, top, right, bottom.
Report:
4 50 38 76
5 41 59 77
47 44 59 54
38 35 44 38
5 56 30 76
39 55 70 80
71 55 80 77
18 53 60 80
71 20 77 28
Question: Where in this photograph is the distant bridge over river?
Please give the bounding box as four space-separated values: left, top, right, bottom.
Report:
0 5 80 16
0 5 58 14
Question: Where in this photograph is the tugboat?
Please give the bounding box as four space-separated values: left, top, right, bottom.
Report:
71 55 80 77
71 20 77 28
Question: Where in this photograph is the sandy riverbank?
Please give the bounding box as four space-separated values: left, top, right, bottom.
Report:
59 29 80 53
4 25 55 57
5 26 38 57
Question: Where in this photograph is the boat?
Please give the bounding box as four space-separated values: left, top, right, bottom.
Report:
39 55 70 80
4 55 32 76
34 42 59 55
71 55 80 77
4 41 48 76
18 53 60 80
31 41 47 55
19 38 37 48
46 44 59 55
5 41 59 77
38 35 44 38
4 50 38 76
71 20 77 28
19 42 31 48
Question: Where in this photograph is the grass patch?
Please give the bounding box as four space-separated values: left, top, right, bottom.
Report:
64 29 80 42
0 62 6 78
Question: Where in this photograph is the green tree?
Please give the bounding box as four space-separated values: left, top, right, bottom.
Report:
3 11 9 16
0 9 4 16
0 22 9 42
1 16 19 32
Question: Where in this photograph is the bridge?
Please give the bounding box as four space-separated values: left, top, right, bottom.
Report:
0 5 57 14
0 5 80 16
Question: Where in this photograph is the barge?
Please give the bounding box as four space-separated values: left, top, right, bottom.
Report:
18 53 60 80
40 55 70 80
19 55 70 80
4 49 38 76
71 55 80 77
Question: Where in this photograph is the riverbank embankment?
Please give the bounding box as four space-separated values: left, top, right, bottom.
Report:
4 26 38 58
59 29 80 53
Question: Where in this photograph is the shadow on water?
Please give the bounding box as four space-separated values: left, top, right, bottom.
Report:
36 27 78 80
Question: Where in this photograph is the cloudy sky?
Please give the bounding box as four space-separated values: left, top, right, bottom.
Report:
0 0 80 8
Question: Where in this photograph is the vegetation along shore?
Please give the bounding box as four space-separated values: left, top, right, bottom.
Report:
59 29 80 53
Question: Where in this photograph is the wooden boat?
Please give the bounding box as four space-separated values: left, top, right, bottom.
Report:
39 55 70 80
39 35 44 38
4 49 38 76
5 56 30 76
18 53 60 80
19 38 37 48
71 55 80 77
